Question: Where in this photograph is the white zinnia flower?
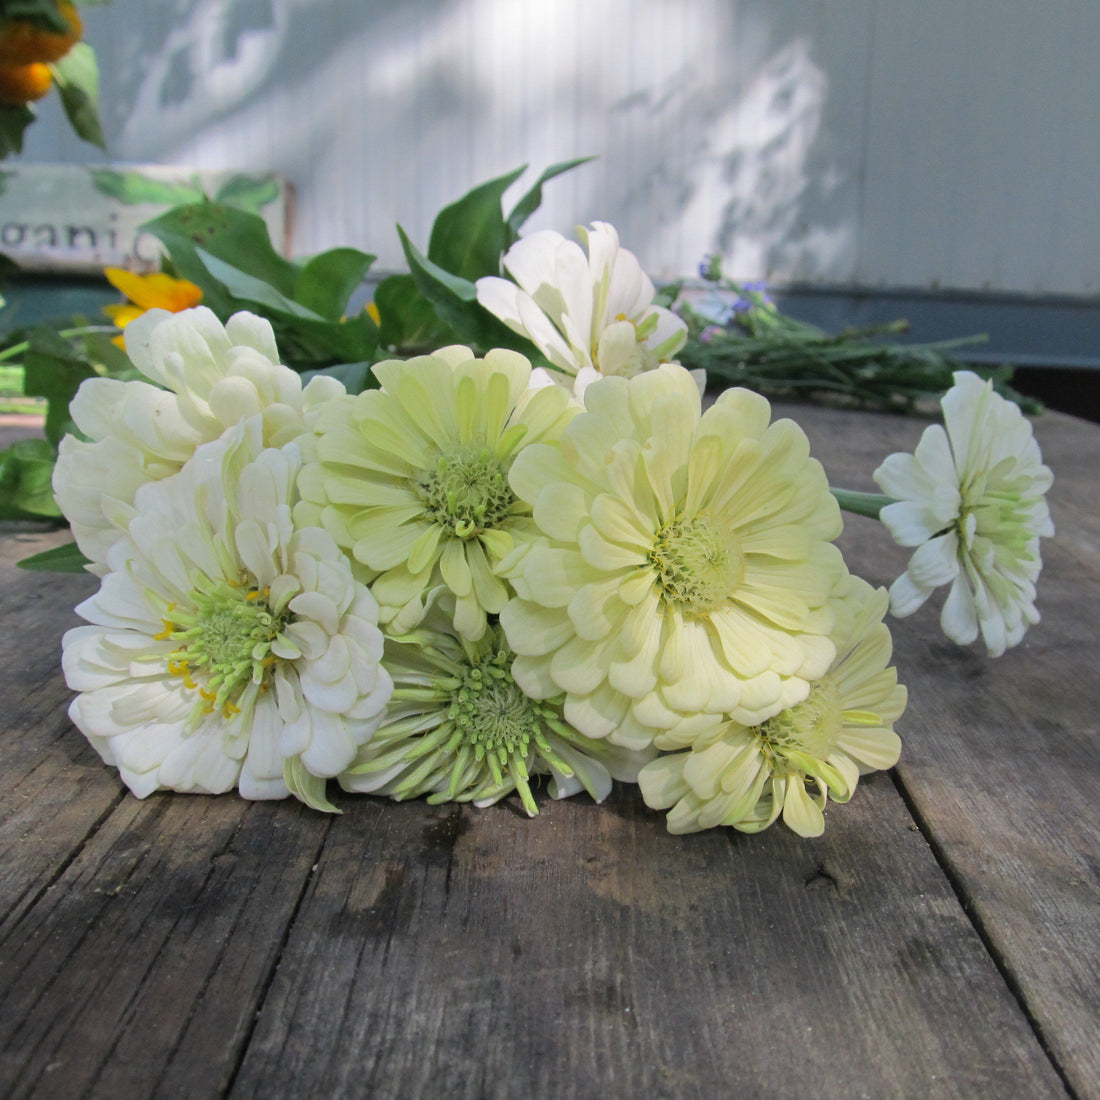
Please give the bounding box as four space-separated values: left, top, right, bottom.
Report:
873 371 1054 657
500 364 845 750
475 221 692 398
61 420 392 810
638 573 906 837
296 345 577 641
53 306 344 575
339 597 652 816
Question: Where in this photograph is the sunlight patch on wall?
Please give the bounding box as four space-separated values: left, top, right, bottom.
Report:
100 0 856 283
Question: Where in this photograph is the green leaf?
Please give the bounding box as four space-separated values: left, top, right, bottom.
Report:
79 330 132 376
372 273 456 352
276 311 379 369
506 156 595 240
50 43 106 151
0 437 61 521
300 360 374 394
142 201 299 301
427 165 526 281
17 540 91 573
22 326 96 447
142 203 379 369
2 0 71 32
89 168 204 206
213 173 281 214
293 248 375 322
401 228 479 304
0 102 35 159
399 226 541 356
400 224 481 336
194 248 326 321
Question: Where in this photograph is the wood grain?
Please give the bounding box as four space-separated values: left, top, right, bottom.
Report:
782 402 1100 1100
226 784 1066 1100
0 526 111 940
1 407 1094 1098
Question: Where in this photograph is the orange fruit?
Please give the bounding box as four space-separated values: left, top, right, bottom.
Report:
0 2 82 65
0 61 53 103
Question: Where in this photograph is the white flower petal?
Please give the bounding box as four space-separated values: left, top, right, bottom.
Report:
52 308 331 573
875 373 1052 653
62 424 390 810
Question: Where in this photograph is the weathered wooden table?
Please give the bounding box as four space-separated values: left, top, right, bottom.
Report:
1 401 1097 1100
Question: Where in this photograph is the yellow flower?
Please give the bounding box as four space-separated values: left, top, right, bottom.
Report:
103 268 204 347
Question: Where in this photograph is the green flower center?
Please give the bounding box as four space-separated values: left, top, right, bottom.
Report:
755 677 843 769
958 481 1036 555
650 512 744 615
448 648 548 759
414 447 517 538
377 632 579 817
159 576 291 719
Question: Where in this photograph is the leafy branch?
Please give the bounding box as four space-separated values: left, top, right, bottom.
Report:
674 271 1039 414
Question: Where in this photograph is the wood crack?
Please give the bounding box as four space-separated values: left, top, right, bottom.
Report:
218 813 334 1098
889 769 1079 1100
0 788 127 940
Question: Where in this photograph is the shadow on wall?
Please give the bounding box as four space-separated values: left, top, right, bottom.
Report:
80 0 517 259
28 0 857 283
105 0 461 158
602 32 854 282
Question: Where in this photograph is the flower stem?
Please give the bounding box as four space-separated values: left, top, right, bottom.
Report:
830 488 896 520
0 325 117 364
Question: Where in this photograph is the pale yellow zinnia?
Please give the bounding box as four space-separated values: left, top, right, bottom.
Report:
637 572 906 836
295 345 578 641
500 363 846 750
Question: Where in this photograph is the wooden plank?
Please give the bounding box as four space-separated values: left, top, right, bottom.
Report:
0 791 329 1099
227 784 1065 1099
0 517 333 1099
781 402 1100 1100
0 407 1088 1098
0 524 112 939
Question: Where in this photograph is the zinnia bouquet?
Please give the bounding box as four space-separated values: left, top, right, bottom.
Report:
9 163 1054 838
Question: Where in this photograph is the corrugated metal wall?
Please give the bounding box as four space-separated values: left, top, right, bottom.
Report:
18 0 1100 295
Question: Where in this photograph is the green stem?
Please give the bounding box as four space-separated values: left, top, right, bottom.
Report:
0 325 117 364
830 488 896 520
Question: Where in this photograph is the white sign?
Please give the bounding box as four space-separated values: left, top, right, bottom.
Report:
0 163 293 273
